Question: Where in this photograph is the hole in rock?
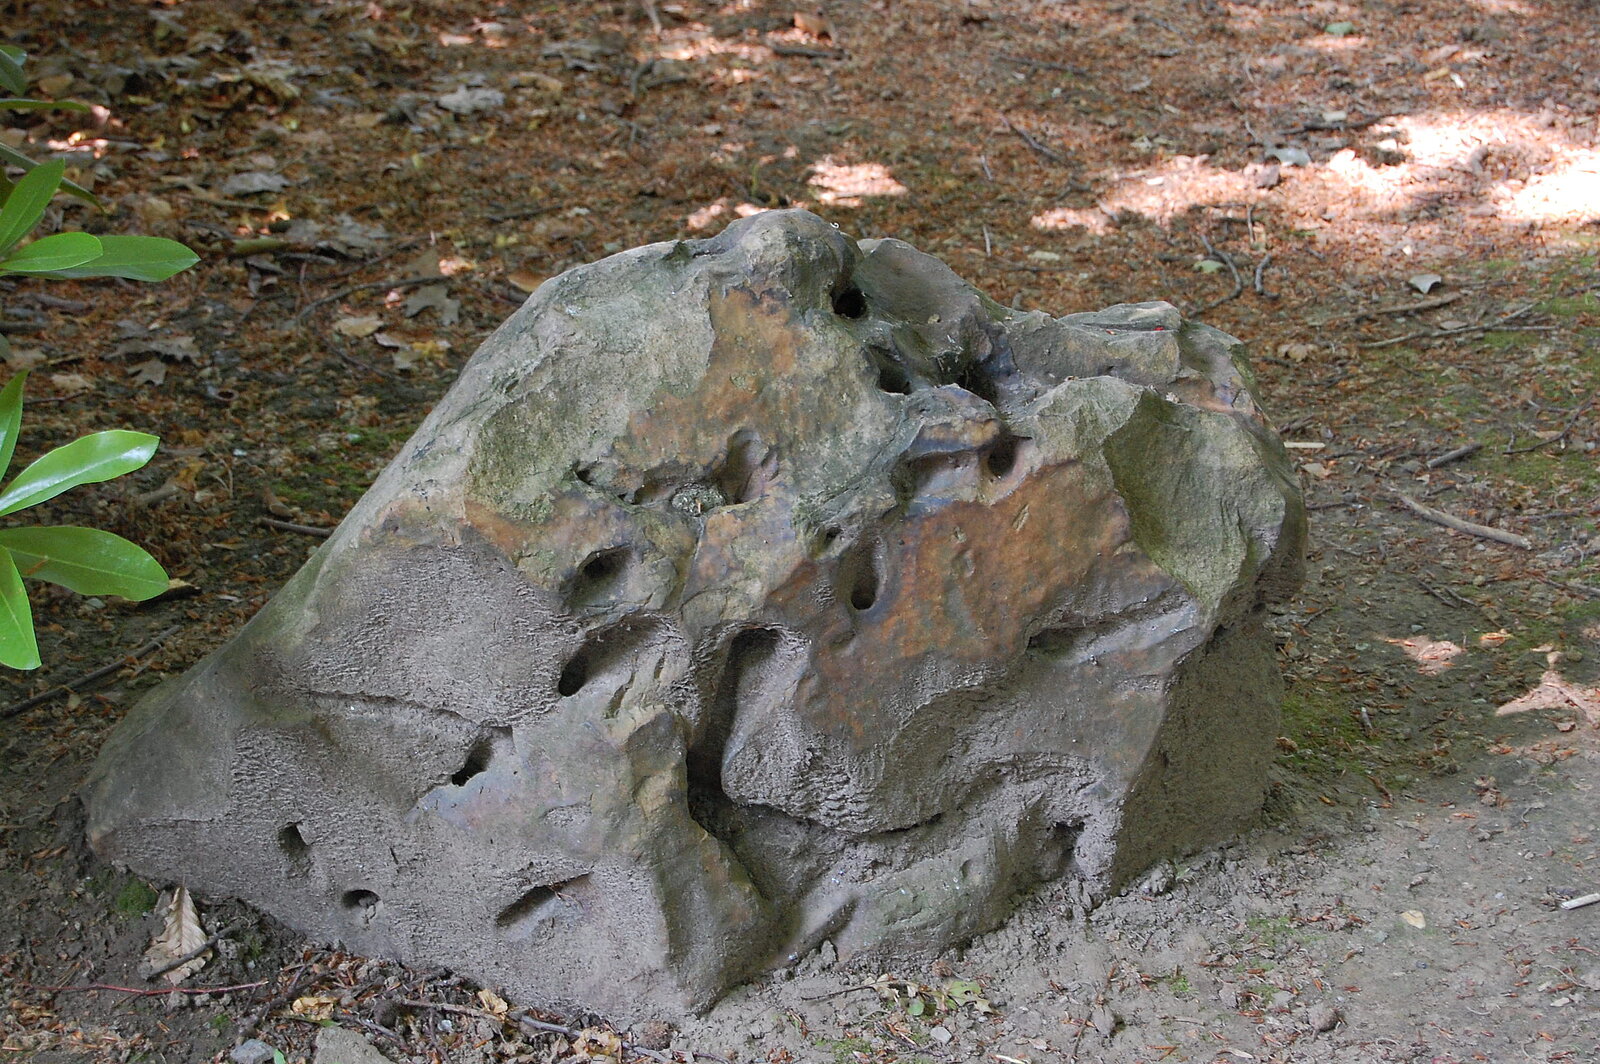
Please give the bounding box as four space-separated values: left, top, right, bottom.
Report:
983 433 1023 479
866 346 914 395
450 733 500 787
567 546 633 609
557 647 592 696
556 617 669 700
832 284 867 319
1026 624 1085 657
341 889 380 910
838 537 884 612
278 823 311 877
954 363 1000 405
496 874 588 940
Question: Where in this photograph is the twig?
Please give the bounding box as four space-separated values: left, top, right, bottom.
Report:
1391 491 1532 550
259 517 333 538
1001 115 1064 162
1252 251 1277 298
1321 291 1463 324
1535 574 1600 600
292 274 447 325
1425 442 1481 469
1191 233 1245 316
0 626 181 720
398 1000 692 1064
144 930 226 983
769 42 844 59
1504 389 1597 454
1414 574 1473 609
25 980 265 996
241 960 320 1035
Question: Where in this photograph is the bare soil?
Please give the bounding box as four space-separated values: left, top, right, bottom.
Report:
1 1 1597 1062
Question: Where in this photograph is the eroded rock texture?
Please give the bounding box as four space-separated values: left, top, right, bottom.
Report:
85 209 1305 1020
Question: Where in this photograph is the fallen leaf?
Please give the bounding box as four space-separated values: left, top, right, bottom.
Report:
403 283 461 325
142 886 208 985
291 994 338 1020
111 336 201 362
1400 910 1426 929
334 315 384 338
1408 272 1443 294
477 988 509 1017
48 372 91 396
1496 670 1600 724
508 269 546 293
129 359 167 387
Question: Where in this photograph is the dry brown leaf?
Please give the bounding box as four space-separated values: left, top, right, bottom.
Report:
129 359 167 387
142 885 208 985
334 315 383 338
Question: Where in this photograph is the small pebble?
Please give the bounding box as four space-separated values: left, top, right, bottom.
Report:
1307 1003 1340 1032
230 1039 277 1064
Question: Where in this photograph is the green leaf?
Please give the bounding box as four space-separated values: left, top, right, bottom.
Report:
49 234 199 281
1193 259 1225 274
0 547 39 669
0 47 25 97
1325 21 1356 36
0 98 90 112
906 996 925 1017
0 430 159 517
0 526 168 599
0 372 27 482
0 144 98 206
0 231 103 274
0 158 65 257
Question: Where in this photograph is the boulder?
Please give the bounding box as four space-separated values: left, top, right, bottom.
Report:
84 209 1305 1020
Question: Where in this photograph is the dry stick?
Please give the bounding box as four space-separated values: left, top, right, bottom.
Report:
1252 251 1277 298
26 980 266 996
1535 574 1600 601
1001 114 1064 162
259 516 332 538
1191 233 1244 316
1425 442 1481 469
292 273 448 325
0 626 181 720
1321 290 1464 325
396 1000 712 1064
1392 491 1533 550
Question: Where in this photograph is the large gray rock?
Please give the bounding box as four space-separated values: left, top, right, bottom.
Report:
84 209 1304 1021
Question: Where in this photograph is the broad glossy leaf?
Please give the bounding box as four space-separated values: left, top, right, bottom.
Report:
0 231 103 274
50 235 199 281
0 98 90 112
0 48 25 97
0 372 27 481
0 144 97 206
0 158 64 257
0 526 168 599
0 430 159 517
0 548 38 669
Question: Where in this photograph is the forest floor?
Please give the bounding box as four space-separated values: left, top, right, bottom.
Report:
1 1 1598 1062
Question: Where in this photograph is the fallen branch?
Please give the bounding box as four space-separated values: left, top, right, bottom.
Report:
1392 492 1532 550
1535 574 1600 601
292 274 447 325
260 517 333 538
1425 442 1481 469
0 625 181 720
1252 251 1277 298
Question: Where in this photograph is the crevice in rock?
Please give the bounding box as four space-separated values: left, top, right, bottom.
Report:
983 432 1027 480
711 429 774 504
496 874 588 941
556 616 669 700
278 822 311 878
341 889 381 926
450 728 509 787
566 545 635 610
865 344 914 394
837 536 884 613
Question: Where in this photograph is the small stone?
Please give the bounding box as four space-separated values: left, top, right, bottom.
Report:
230 1040 276 1064
631 1020 673 1051
436 87 505 115
929 1026 953 1045
1307 1003 1340 1032
314 1026 395 1064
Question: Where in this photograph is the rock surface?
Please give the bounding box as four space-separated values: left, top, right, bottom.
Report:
84 209 1305 1021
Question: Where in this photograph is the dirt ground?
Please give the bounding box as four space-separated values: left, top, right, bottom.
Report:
1 0 1597 1061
